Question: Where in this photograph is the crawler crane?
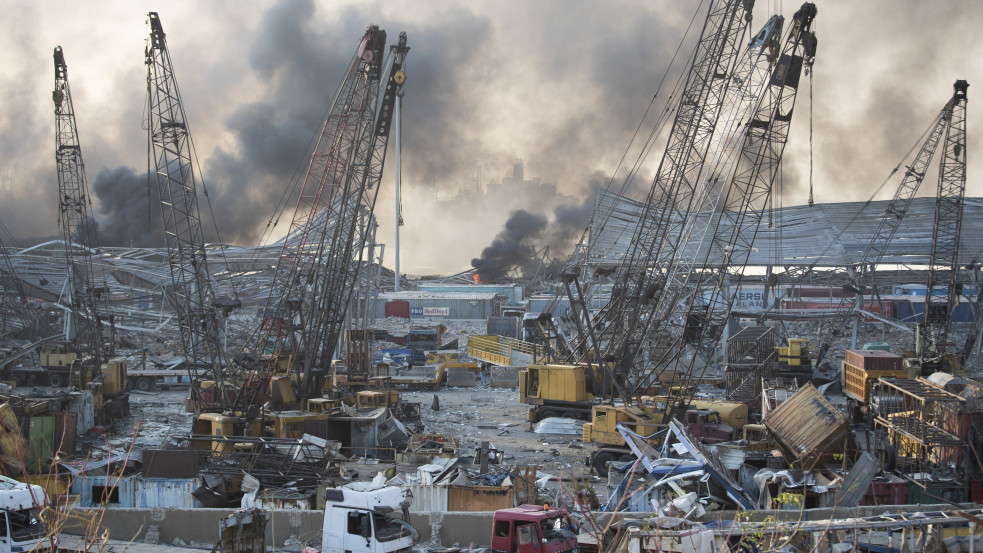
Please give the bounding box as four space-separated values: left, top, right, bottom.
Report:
811 81 969 376
145 13 239 415
51 46 128 421
245 27 409 414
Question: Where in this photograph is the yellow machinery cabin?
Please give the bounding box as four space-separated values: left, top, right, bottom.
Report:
100 358 128 394
519 364 595 405
356 390 399 410
583 404 663 447
307 397 342 413
39 343 77 368
266 411 329 439
191 413 263 452
777 338 815 367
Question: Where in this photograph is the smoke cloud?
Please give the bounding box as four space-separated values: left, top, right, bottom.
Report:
91 166 163 248
0 0 979 276
471 210 548 282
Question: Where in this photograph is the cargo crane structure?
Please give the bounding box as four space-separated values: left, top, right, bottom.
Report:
52 46 121 389
811 81 968 372
921 80 969 367
567 0 756 395
522 0 759 469
665 3 817 403
247 27 409 407
145 12 238 413
518 1 820 476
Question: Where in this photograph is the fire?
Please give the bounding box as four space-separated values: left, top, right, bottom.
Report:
472 273 481 284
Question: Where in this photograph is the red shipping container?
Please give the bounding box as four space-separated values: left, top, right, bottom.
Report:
860 477 908 506
385 300 410 319
845 350 903 372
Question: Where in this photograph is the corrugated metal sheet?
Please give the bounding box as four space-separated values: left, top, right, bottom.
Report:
588 189 983 268
764 383 852 468
417 285 520 304
834 452 878 508
402 484 448 513
66 391 94 435
72 475 127 507
377 291 500 301
133 478 202 509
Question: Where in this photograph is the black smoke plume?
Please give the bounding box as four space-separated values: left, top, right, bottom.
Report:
471 210 547 282
91 166 163 248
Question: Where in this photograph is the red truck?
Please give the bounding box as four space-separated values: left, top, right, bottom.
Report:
684 409 735 444
491 505 578 553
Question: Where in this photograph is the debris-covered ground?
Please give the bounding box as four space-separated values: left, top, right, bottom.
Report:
402 386 592 480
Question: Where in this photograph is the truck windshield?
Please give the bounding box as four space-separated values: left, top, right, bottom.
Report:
372 512 420 543
541 516 576 542
7 508 45 541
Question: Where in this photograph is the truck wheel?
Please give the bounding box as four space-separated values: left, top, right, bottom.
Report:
47 373 66 387
592 451 618 477
135 377 152 392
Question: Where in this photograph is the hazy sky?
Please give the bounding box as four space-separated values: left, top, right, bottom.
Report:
0 0 980 275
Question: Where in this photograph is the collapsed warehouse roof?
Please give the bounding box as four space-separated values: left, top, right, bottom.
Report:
586 190 983 269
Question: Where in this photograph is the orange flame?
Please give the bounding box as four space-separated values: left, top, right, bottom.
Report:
472 273 481 284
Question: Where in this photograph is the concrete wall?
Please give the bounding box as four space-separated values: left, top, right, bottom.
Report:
64 503 971 549
61 508 501 549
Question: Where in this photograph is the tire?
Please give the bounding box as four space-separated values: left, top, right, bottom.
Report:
47 372 66 387
135 377 152 392
592 451 619 477
540 409 561 420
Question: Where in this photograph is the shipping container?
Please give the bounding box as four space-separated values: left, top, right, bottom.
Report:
417 283 522 304
131 477 202 509
908 482 966 504
860 475 908 506
71 475 202 509
845 350 903 372
384 300 410 319
66 390 95 435
372 291 501 320
780 298 894 319
842 360 905 404
763 383 853 469
25 416 56 473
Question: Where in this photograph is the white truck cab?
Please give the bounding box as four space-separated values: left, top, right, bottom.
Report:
321 486 419 553
0 476 47 553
